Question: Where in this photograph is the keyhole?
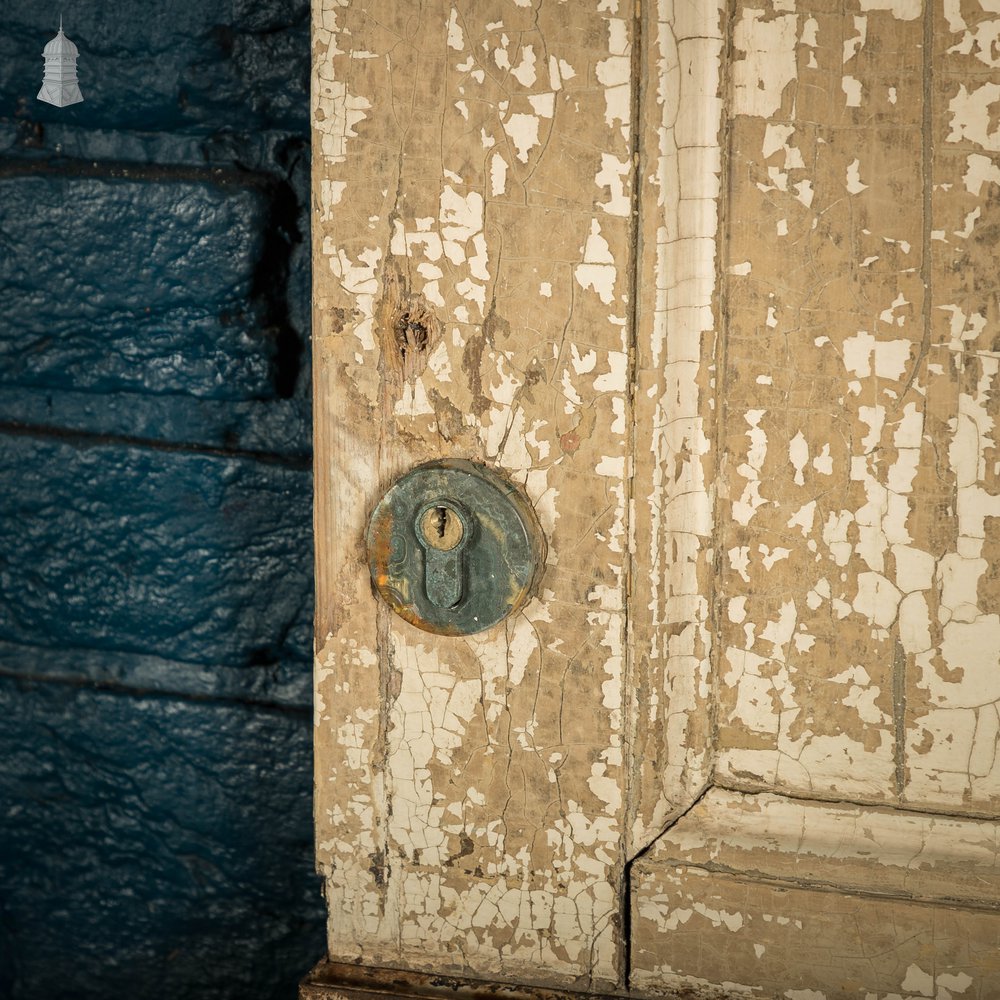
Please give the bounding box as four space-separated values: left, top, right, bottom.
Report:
419 503 465 552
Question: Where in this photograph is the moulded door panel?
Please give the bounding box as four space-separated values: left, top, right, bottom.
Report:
310 2 1000 998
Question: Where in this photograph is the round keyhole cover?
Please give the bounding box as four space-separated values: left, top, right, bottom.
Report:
366 459 546 636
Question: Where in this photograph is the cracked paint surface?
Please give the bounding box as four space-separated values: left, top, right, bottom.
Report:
905 1 1000 812
719 0 1000 816
312 0 1000 996
312 0 647 988
627 0 724 854
630 1 1000 994
632 789 1000 998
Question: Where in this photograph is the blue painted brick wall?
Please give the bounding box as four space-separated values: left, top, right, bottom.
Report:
0 3 323 997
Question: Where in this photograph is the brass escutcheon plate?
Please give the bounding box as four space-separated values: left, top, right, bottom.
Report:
365 459 546 636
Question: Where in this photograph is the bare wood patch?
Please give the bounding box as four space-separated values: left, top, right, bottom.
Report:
377 263 440 385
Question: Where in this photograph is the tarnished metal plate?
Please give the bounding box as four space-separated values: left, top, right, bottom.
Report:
366 459 545 636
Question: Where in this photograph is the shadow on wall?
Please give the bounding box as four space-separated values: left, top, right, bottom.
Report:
0 3 324 998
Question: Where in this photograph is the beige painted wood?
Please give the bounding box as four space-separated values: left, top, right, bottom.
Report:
630 1 1000 996
716 0 1000 817
632 792 1000 999
312 0 1000 997
626 0 722 856
311 0 658 990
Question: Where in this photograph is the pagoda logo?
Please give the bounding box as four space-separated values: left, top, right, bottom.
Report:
37 18 83 108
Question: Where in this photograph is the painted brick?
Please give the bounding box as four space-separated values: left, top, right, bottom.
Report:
0 677 324 999
0 1 309 134
0 175 285 401
0 637 312 709
0 2 318 994
0 433 312 667
0 387 312 458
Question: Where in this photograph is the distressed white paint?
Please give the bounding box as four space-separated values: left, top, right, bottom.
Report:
313 2 1000 997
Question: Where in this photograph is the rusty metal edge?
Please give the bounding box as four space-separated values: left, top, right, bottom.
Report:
298 960 620 1000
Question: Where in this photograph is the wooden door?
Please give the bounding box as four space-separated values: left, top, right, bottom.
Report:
309 2 1000 997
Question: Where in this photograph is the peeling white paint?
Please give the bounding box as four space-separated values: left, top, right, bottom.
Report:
733 10 796 118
